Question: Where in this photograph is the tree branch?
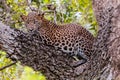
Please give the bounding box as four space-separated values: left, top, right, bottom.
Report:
0 22 79 79
0 61 17 71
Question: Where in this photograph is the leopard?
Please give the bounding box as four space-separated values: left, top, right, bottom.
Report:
20 12 94 67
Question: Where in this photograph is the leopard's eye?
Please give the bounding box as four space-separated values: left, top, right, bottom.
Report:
27 21 29 24
33 20 36 24
38 14 41 16
34 19 38 23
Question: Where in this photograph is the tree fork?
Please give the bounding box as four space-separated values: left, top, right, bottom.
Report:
0 0 120 79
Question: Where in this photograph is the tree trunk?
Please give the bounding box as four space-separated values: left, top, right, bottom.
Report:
92 0 120 80
0 0 120 80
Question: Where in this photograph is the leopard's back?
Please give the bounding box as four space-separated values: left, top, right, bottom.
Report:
21 12 94 62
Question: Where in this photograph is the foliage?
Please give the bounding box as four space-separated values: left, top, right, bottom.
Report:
3 0 98 36
32 0 98 36
0 50 46 80
0 0 98 80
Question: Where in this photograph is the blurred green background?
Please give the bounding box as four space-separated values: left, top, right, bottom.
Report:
0 0 98 80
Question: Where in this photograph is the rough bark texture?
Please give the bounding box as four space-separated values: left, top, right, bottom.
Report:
0 22 78 80
0 0 120 80
89 0 120 80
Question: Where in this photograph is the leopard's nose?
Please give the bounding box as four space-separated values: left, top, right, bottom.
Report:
26 24 35 30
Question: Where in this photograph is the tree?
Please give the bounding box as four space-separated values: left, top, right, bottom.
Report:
90 0 120 79
0 0 120 80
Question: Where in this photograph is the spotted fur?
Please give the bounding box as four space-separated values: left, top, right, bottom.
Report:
21 12 94 67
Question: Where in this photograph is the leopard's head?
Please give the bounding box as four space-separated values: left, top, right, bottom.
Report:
21 12 45 31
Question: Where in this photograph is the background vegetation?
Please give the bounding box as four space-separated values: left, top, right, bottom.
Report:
0 0 97 80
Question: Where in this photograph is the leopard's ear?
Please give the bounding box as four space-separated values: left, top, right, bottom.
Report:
36 14 44 20
38 13 44 18
41 12 45 17
20 15 27 22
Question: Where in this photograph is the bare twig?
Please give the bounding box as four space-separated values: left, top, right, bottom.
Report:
0 61 17 71
46 4 57 23
43 10 54 14
1 0 11 13
26 0 38 12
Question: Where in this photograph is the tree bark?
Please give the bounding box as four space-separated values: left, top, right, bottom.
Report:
0 0 120 80
0 22 77 80
88 0 120 80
